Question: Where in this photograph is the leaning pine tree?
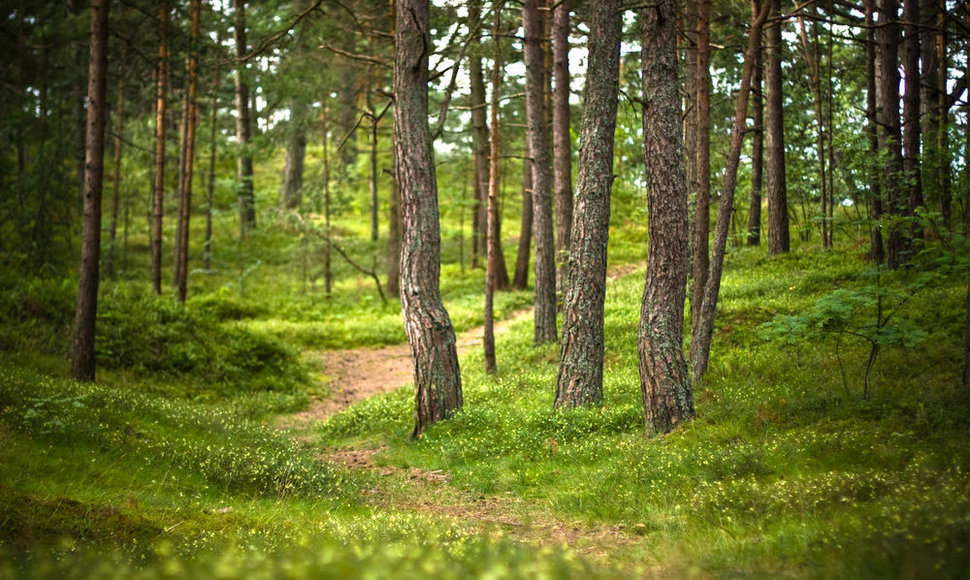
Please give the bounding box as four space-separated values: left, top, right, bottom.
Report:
394 0 462 437
638 0 694 433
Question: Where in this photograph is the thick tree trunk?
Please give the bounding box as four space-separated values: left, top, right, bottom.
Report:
554 0 621 409
106 43 126 279
394 0 462 437
765 0 789 255
691 0 712 333
865 0 884 263
524 0 557 345
552 0 572 296
877 0 905 269
690 0 771 382
513 154 533 290
150 2 169 294
71 0 109 382
234 0 256 235
902 0 922 230
175 0 201 303
639 0 694 434
748 3 763 247
280 99 308 210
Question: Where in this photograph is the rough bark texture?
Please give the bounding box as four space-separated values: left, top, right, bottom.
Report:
901 0 922 229
639 0 694 434
748 4 763 247
552 0 572 296
71 0 109 382
765 0 789 255
554 0 620 409
176 0 201 304
514 154 533 290
690 0 770 382
877 0 905 269
394 0 462 437
523 0 557 345
151 3 169 295
865 0 884 263
234 0 256 235
690 0 711 333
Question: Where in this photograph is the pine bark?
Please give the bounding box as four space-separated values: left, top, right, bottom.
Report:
150 2 169 294
523 0 557 345
902 0 922 229
865 0 884 264
877 0 905 269
552 0 572 295
554 0 621 409
691 0 712 332
394 0 462 437
748 2 763 247
71 0 109 382
639 0 693 433
234 0 256 235
176 0 201 303
484 2 505 375
690 0 771 382
765 0 789 255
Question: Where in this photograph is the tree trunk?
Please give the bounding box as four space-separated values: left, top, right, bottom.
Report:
524 0 557 345
554 0 621 408
203 50 220 272
765 0 789 255
748 1 763 247
321 98 334 296
514 154 533 290
469 0 487 270
691 0 712 334
484 2 505 375
796 11 829 247
387 148 402 299
106 42 126 279
639 0 694 433
176 0 201 304
280 99 308 210
151 2 169 294
877 0 905 269
394 0 462 437
902 0 922 233
71 0 109 382
552 0 572 297
234 0 256 235
865 0 884 264
173 82 190 287
690 0 770 382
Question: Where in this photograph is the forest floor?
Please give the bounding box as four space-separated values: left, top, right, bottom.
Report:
277 262 648 569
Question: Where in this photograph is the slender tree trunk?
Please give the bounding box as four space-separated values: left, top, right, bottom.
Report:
748 2 763 247
234 0 256 235
387 148 402 298
690 0 770 382
280 99 308 210
469 0 487 270
865 0 884 263
765 0 789 254
555 0 621 408
514 154 534 290
524 0 557 345
321 98 334 296
552 0 572 296
484 2 505 375
691 0 712 332
176 0 201 303
797 12 828 247
877 0 905 269
106 43 126 279
203 51 220 272
394 0 462 437
173 82 190 287
639 0 694 433
151 2 169 294
71 0 109 382
902 0 922 232
367 75 379 241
